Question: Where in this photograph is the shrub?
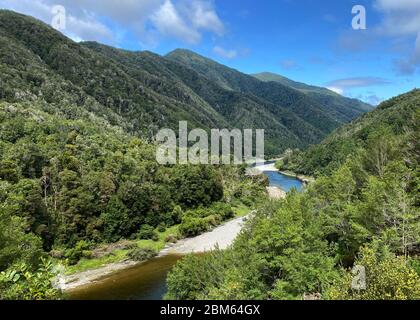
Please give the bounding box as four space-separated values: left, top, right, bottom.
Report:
127 247 157 262
137 224 158 240
325 245 420 300
179 218 209 238
204 215 222 227
211 203 234 221
64 240 91 265
165 234 179 243
0 258 62 300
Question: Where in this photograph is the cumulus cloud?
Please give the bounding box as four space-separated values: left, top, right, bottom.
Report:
374 0 420 75
353 92 384 106
151 0 200 44
0 0 225 46
213 46 237 59
365 94 384 106
375 0 420 36
189 1 224 36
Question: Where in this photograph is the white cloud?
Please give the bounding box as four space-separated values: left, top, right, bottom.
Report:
326 77 391 96
213 46 237 59
0 0 117 44
326 77 391 89
189 1 224 36
0 0 225 46
151 0 200 44
374 0 420 75
375 0 420 12
375 0 420 36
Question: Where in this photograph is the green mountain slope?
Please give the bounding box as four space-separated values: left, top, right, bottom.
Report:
253 72 374 121
278 89 420 176
83 42 326 154
0 10 372 156
166 49 372 133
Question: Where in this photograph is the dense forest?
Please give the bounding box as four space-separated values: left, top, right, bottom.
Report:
166 90 420 300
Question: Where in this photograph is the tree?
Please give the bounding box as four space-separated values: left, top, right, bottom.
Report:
100 196 131 242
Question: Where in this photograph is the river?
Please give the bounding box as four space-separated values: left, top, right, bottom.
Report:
69 168 303 300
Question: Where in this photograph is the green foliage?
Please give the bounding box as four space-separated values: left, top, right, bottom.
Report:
179 218 210 238
63 240 92 266
0 258 62 300
0 195 44 270
127 247 157 262
325 244 420 300
101 197 130 243
137 225 159 241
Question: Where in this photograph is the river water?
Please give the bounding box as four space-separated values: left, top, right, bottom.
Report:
69 170 303 300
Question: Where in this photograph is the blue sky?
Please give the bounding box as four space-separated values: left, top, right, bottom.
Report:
1 0 419 105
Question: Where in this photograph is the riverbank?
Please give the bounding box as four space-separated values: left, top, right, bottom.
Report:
159 213 252 255
59 213 252 292
277 170 314 185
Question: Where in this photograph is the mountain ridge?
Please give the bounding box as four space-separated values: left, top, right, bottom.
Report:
0 9 372 156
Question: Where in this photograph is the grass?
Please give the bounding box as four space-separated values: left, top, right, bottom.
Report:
232 204 250 217
66 249 128 275
65 204 252 275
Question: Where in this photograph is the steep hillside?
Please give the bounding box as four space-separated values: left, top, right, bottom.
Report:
277 89 419 176
166 49 370 133
253 72 373 121
82 42 311 154
0 10 226 138
0 10 371 156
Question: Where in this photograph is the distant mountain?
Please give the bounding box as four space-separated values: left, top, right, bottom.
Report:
253 72 374 122
0 10 372 156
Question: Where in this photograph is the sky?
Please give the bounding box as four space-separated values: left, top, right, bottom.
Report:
0 0 419 105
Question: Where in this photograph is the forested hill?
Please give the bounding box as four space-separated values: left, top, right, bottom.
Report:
0 10 372 156
277 89 420 176
166 89 420 301
253 72 373 122
166 49 373 125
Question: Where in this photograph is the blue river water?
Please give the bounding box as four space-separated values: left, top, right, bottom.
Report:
264 170 303 192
